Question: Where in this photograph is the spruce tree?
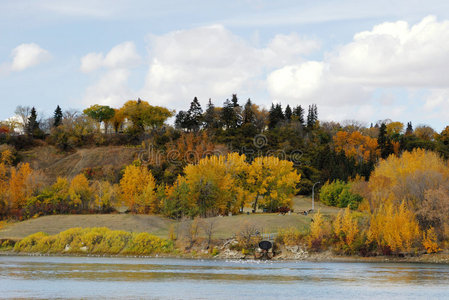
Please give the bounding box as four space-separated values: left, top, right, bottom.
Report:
186 97 203 131
285 104 292 121
243 98 255 125
53 105 63 127
25 107 40 137
221 99 235 129
405 122 413 135
293 105 305 126
204 99 217 129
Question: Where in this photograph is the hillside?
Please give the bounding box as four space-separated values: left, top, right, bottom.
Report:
19 145 139 183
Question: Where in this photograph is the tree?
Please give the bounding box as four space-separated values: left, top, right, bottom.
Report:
285 105 292 121
221 99 236 129
268 103 284 129
119 164 157 213
306 104 318 129
122 99 174 133
242 99 256 125
83 104 115 133
247 156 301 212
14 105 31 133
25 107 41 137
186 97 203 131
53 105 63 128
405 122 413 135
69 174 92 211
377 123 393 159
204 99 218 129
333 130 379 163
110 108 125 133
293 105 305 126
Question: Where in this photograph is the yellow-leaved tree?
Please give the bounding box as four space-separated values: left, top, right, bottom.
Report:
367 201 421 254
183 153 250 216
69 174 92 211
333 206 360 253
119 164 157 213
247 156 301 212
367 149 449 211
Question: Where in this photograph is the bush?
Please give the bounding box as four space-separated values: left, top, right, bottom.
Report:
276 227 305 246
320 180 363 209
14 227 174 255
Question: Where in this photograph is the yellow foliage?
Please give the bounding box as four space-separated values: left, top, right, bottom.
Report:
422 227 440 254
8 163 36 210
368 149 449 209
307 210 329 250
69 174 92 210
367 201 421 253
119 164 157 213
333 207 359 252
333 131 379 163
247 156 301 212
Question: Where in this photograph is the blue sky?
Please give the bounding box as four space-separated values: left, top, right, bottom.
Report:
2 0 449 130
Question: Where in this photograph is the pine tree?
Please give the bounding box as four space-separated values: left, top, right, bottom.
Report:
25 107 40 137
231 94 239 107
243 99 255 125
378 123 394 158
268 103 284 129
186 97 203 131
293 105 305 126
405 122 413 135
306 104 318 129
285 105 292 121
204 99 217 129
221 99 236 129
53 105 63 127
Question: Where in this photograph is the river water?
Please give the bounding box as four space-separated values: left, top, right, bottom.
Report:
0 256 448 299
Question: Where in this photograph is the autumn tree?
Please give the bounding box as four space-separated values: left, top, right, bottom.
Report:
247 156 301 212
69 174 92 211
119 164 157 213
333 207 360 253
122 99 174 133
333 130 379 163
367 201 421 254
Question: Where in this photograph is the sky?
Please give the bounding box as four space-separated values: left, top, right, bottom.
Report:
2 0 449 130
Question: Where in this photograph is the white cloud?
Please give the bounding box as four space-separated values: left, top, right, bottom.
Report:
266 15 449 124
10 43 51 71
140 25 319 108
82 69 133 106
80 41 141 73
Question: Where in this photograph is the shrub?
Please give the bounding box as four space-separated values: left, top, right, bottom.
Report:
320 180 363 209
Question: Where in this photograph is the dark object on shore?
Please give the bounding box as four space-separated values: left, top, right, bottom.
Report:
255 240 274 260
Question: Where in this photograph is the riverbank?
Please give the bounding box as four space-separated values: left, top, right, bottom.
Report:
2 248 449 264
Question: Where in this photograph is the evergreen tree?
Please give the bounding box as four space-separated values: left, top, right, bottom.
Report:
25 107 40 137
243 98 255 125
268 103 284 129
231 94 239 107
307 104 318 129
285 105 292 121
204 99 218 129
175 111 188 130
293 105 305 126
405 122 413 135
378 123 394 158
53 105 63 127
186 97 203 131
221 99 236 129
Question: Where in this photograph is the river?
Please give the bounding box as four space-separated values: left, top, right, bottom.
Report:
0 256 448 299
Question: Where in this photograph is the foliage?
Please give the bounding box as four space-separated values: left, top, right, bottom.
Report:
14 227 174 255
422 227 440 254
119 164 157 213
320 180 363 209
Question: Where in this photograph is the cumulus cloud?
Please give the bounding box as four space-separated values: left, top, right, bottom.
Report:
80 41 141 73
10 43 51 71
80 41 142 106
141 25 318 107
266 15 449 123
82 69 134 107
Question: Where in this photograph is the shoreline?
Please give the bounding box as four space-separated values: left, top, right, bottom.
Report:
2 250 448 264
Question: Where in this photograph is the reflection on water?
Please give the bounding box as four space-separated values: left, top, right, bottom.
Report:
0 256 448 299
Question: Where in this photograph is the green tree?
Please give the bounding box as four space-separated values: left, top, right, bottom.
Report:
122 99 174 133
53 105 63 128
83 104 115 133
